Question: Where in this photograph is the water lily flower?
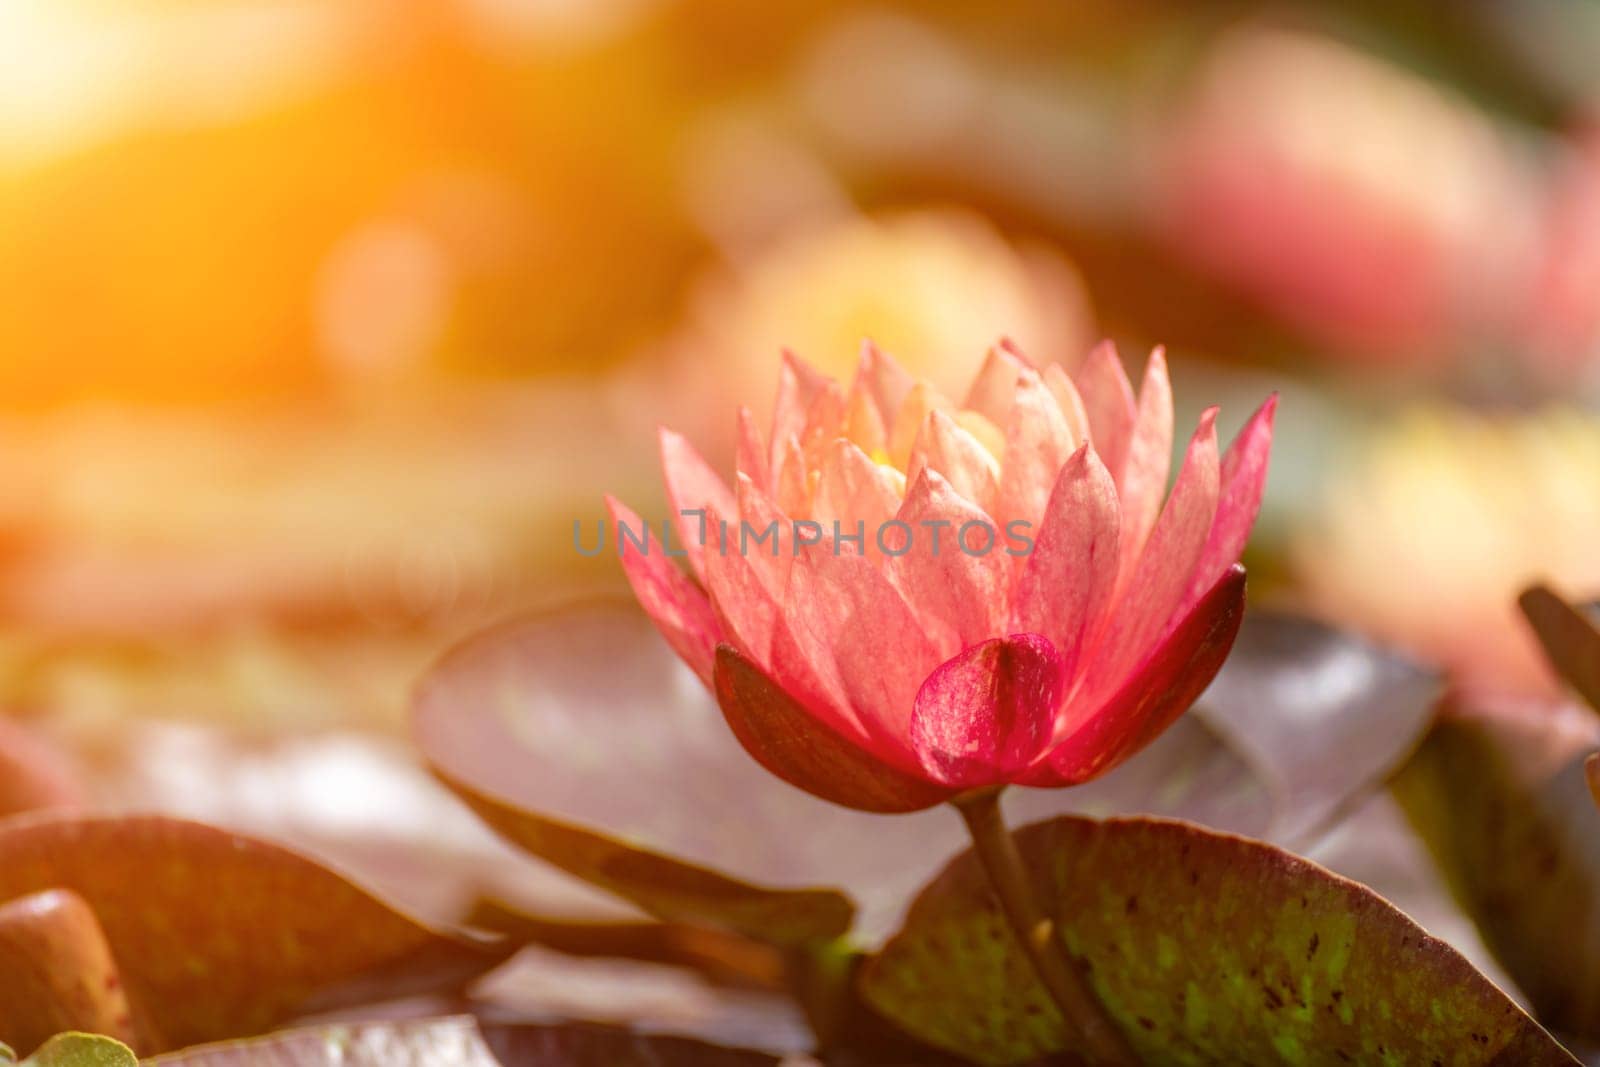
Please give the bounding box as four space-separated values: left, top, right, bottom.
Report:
608 341 1275 813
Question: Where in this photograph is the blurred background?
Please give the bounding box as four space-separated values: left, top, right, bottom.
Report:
4 0 1600 880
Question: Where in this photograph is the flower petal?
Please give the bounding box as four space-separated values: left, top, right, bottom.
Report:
736 406 769 491
962 343 1029 427
1031 564 1246 785
659 428 736 583
1186 393 1277 609
887 382 953 470
1117 347 1175 574
812 440 906 549
855 340 915 430
906 408 1001 514
1087 408 1221 700
605 495 722 685
1073 340 1136 480
785 542 940 754
771 349 829 462
909 633 1062 788
890 470 1009 658
1009 445 1121 684
995 368 1076 531
1042 362 1091 446
702 497 782 667
714 646 953 814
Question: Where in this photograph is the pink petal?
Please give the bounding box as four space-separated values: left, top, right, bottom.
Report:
736 406 769 492
659 428 736 584
1042 362 1091 446
1185 393 1277 610
1073 340 1137 480
963 343 1029 428
812 439 903 538
605 495 723 685
798 381 848 476
890 470 1009 659
770 349 829 466
1009 446 1121 684
995 368 1076 531
714 646 953 813
1029 564 1246 785
773 432 810 517
702 497 781 667
785 542 940 756
1084 409 1221 700
910 633 1062 789
906 408 1001 514
1116 347 1175 575
855 340 915 428
844 385 888 456
889 382 957 468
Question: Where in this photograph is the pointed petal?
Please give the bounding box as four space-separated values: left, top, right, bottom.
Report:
1186 393 1276 609
606 495 722 685
714 646 952 814
1042 362 1090 446
773 433 810 517
702 498 782 667
995 368 1075 531
910 633 1062 788
844 384 888 457
1073 340 1137 480
856 340 915 428
771 349 829 465
659 428 736 583
887 382 952 470
906 409 1001 514
1009 446 1121 683
1032 565 1246 785
963 344 1029 427
1117 347 1175 575
736 406 769 491
786 543 940 752
812 439 904 537
1087 410 1221 699
891 470 1009 658
799 380 848 475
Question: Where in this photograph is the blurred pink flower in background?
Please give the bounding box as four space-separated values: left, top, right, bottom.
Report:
1158 25 1541 365
1522 121 1600 388
610 342 1275 811
1295 406 1600 699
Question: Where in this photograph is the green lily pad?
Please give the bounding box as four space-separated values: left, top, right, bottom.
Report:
859 815 1575 1065
0 813 506 1053
19 1035 136 1067
414 602 1280 948
1393 691 1600 1039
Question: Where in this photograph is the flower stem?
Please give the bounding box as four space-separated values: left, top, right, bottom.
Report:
953 788 1138 1066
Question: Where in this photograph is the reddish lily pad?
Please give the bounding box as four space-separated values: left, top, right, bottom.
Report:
858 815 1575 1065
1393 691 1600 1039
413 602 1275 945
0 813 506 1052
1194 611 1439 846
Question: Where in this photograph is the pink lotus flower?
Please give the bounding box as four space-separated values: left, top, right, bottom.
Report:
608 341 1275 812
